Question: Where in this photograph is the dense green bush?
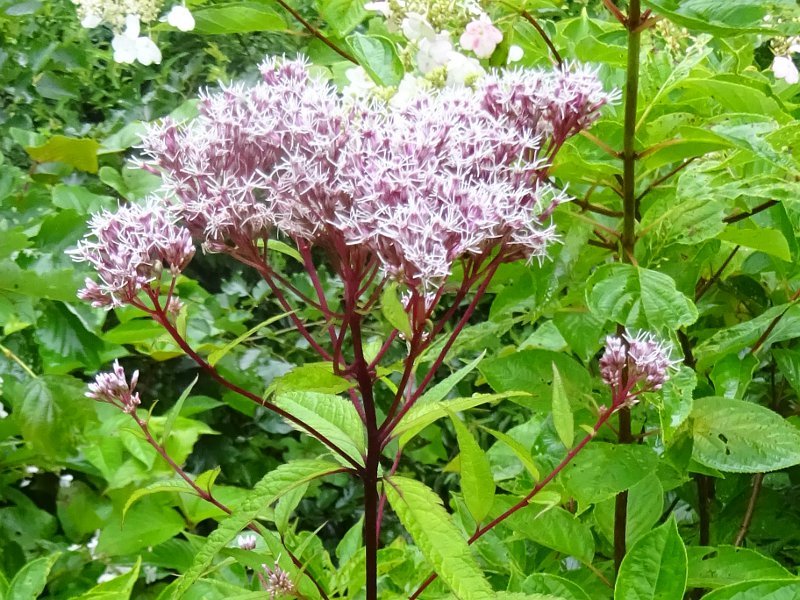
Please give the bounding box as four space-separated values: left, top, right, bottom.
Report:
1 0 800 599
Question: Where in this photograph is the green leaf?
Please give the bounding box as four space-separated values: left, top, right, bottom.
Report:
447 411 494 523
25 135 99 173
482 426 539 480
161 376 199 446
272 362 352 395
773 348 800 398
642 0 770 35
5 553 60 600
98 499 186 556
479 349 591 398
417 351 485 405
320 0 367 36
586 264 698 331
615 519 687 600
122 479 195 521
73 557 141 599
394 392 522 447
381 282 412 338
171 459 341 598
191 2 287 34
709 354 758 399
385 476 494 600
658 364 696 442
687 546 792 589
347 34 404 86
561 443 657 509
521 574 591 600
496 499 595 563
594 474 663 547
700 580 800 600
551 363 573 448
717 228 791 261
691 397 800 473
208 311 292 367
51 184 113 214
273 391 366 466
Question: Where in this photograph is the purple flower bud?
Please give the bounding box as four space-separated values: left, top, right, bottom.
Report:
599 331 676 399
86 360 141 413
262 561 295 598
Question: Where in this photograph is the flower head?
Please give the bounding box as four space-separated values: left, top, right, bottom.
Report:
459 15 503 59
600 331 677 401
773 55 799 84
262 562 295 599
166 4 194 31
86 360 142 413
69 199 194 308
237 534 257 550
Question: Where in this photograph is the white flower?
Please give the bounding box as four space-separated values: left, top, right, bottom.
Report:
166 4 195 31
364 1 392 17
59 473 74 488
237 534 257 550
773 55 799 84
343 66 376 99
402 12 435 42
87 530 100 558
112 14 162 65
459 15 503 59
67 543 82 551
143 565 158 584
507 44 524 63
416 32 453 74
445 51 484 86
0 402 8 419
124 13 141 38
19 478 30 488
25 466 39 474
80 13 102 28
391 74 427 107
97 565 132 584
135 36 162 65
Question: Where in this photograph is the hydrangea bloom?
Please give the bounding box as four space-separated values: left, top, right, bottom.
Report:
135 57 614 291
600 331 676 397
68 199 194 308
459 15 503 59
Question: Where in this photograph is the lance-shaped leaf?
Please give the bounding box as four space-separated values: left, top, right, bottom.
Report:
385 476 494 600
447 410 494 523
551 363 573 448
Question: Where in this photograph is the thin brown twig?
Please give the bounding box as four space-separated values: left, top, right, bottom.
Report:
602 0 628 26
272 0 357 63
520 10 562 65
579 130 621 158
733 473 764 546
635 157 696 204
695 245 739 301
750 288 800 356
723 200 779 224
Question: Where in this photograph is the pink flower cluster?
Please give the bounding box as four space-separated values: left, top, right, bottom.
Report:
86 360 141 413
600 331 676 399
69 199 194 308
136 57 613 290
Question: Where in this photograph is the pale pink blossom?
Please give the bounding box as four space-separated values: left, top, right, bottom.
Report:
459 15 503 59
600 331 677 399
86 360 142 413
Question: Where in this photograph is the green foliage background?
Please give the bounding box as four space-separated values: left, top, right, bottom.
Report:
1 0 800 598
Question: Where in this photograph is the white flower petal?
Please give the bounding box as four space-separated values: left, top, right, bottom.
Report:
135 36 162 65
124 14 141 39
112 34 138 64
507 44 524 63
81 13 102 28
167 5 195 31
773 55 799 84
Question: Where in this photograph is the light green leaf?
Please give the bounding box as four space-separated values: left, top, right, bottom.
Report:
551 363 573 448
482 426 539 480
709 354 758 399
320 0 367 36
6 553 61 600
615 519 687 600
385 476 494 600
394 392 523 447
272 362 352 395
273 391 366 466
691 397 800 473
773 348 800 398
717 228 791 261
208 311 292 366
191 2 287 34
171 459 341 598
381 282 412 338
594 474 663 548
658 364 696 442
161 376 199 446
687 546 792 589
642 0 770 35
700 580 800 600
25 135 99 173
73 557 141 599
521 574 591 600
347 34 404 86
417 351 485 405
447 411 494 523
586 264 698 331
122 479 195 521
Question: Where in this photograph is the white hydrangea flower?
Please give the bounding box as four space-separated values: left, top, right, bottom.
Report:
459 15 503 59
391 73 428 107
111 15 162 65
0 401 8 419
364 1 391 18
401 12 435 42
445 51 484 86
166 4 194 31
507 44 524 63
343 66 377 99
81 12 102 28
416 32 453 74
59 473 74 488
773 55 799 84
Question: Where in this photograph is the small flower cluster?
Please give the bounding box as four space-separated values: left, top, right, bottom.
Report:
599 331 676 401
72 0 194 65
262 562 296 599
137 57 613 291
772 36 800 85
86 360 142 414
68 199 194 308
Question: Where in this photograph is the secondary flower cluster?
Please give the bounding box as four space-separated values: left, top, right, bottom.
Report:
599 331 676 400
86 360 141 413
68 199 194 308
137 57 613 290
72 0 194 65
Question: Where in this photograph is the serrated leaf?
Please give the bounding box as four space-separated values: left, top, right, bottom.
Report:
687 546 792 589
320 0 367 36
699 580 800 599
417 351 486 405
586 264 698 331
273 391 366 466
381 282 412 338
122 479 195 521
25 135 99 172
385 476 494 599
551 363 573 448
691 397 800 473
614 518 687 600
447 411 494 523
161 376 198 446
347 34 404 86
171 459 341 598
521 573 591 600
272 362 352 395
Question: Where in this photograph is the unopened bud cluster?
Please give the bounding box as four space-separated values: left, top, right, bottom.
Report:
262 562 296 599
599 331 676 400
86 360 141 414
